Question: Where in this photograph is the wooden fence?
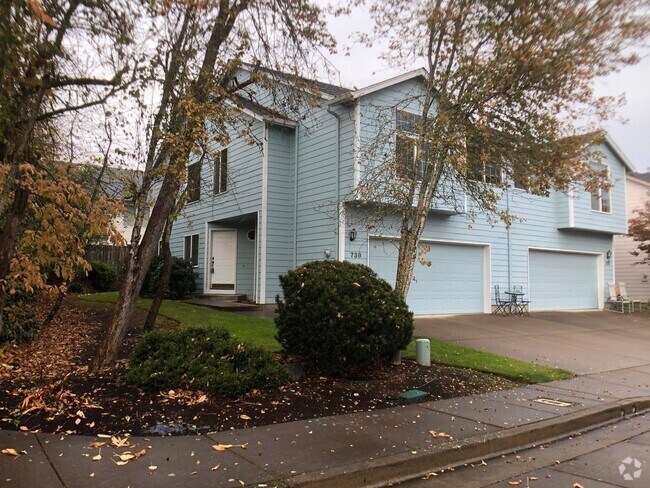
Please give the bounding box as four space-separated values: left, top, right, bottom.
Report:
86 245 129 282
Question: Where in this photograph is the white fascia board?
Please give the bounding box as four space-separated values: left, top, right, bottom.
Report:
329 68 429 105
225 100 298 128
604 133 636 173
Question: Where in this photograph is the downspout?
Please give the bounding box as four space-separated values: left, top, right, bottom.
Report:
506 189 512 291
326 106 342 260
293 126 299 267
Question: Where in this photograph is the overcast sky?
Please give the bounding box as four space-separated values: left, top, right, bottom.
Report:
320 5 650 173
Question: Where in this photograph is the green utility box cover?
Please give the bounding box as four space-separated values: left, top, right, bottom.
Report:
397 389 428 403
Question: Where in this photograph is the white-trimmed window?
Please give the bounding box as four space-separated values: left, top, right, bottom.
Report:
467 161 502 185
395 109 427 180
187 163 201 203
590 163 611 213
213 148 228 195
184 234 199 266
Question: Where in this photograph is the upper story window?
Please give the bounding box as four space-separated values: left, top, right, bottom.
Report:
213 148 228 195
590 162 611 213
395 109 427 180
184 234 199 266
187 162 201 203
466 135 502 185
468 161 502 185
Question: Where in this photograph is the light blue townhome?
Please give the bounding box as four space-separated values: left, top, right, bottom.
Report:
166 66 635 316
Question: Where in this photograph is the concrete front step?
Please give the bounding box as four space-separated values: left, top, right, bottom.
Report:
184 295 262 311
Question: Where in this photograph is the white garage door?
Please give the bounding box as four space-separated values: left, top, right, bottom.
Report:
529 250 599 311
369 239 486 315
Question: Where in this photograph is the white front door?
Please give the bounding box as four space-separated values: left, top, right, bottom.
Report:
210 229 237 292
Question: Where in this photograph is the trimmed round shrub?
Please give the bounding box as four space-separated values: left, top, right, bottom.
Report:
88 261 117 292
128 326 287 397
275 260 414 376
141 256 197 300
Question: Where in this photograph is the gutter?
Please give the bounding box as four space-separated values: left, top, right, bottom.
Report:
326 106 342 260
293 124 300 267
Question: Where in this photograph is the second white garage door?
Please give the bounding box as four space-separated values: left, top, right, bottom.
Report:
529 250 600 311
369 239 487 315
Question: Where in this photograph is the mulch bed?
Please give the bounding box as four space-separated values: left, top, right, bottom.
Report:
0 296 517 436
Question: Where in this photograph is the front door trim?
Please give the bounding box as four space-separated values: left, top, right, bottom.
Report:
205 228 237 295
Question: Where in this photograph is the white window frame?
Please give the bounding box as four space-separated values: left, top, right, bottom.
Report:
590 163 612 214
213 148 228 196
395 109 426 181
183 234 200 267
187 162 201 203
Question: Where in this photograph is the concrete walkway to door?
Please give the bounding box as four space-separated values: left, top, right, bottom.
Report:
415 310 650 375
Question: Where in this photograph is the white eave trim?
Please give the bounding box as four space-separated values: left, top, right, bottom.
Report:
604 133 636 173
330 67 429 104
239 62 338 101
225 100 298 128
627 174 650 189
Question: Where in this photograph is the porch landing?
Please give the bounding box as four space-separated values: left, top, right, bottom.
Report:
184 295 262 312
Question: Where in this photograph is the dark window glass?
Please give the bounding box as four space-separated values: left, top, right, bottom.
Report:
214 148 228 195
187 163 200 202
184 234 199 266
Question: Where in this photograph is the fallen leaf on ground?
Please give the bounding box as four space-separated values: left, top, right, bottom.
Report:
508 482 521 486
115 452 135 462
92 448 102 461
428 430 453 440
96 434 111 439
133 449 146 459
573 484 584 488
149 465 157 471
212 443 248 451
89 441 105 448
211 464 220 471
239 415 251 420
2 448 20 457
111 436 130 448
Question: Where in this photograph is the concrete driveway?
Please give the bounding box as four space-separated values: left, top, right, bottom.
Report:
415 310 650 375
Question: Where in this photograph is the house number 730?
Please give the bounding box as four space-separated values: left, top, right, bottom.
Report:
350 252 362 259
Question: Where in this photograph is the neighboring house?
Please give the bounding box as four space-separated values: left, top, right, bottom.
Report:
166 67 635 315
77 164 148 244
614 171 650 301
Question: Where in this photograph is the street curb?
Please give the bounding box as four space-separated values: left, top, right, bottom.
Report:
286 396 650 488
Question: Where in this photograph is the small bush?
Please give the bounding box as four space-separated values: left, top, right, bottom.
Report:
88 261 117 292
128 326 287 397
1 291 40 343
67 281 85 293
142 256 197 300
275 260 414 376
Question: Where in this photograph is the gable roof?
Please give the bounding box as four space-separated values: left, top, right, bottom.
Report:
330 68 428 104
629 172 650 186
231 94 297 127
603 133 636 173
240 63 351 100
73 164 142 203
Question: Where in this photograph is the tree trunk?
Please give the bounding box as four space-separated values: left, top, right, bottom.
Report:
0 186 30 334
43 288 66 328
91 163 182 370
143 219 173 331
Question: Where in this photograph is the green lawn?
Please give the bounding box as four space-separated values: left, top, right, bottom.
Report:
403 337 573 383
80 292 572 383
78 291 281 352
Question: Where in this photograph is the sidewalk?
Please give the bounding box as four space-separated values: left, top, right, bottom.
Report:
2 369 650 487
